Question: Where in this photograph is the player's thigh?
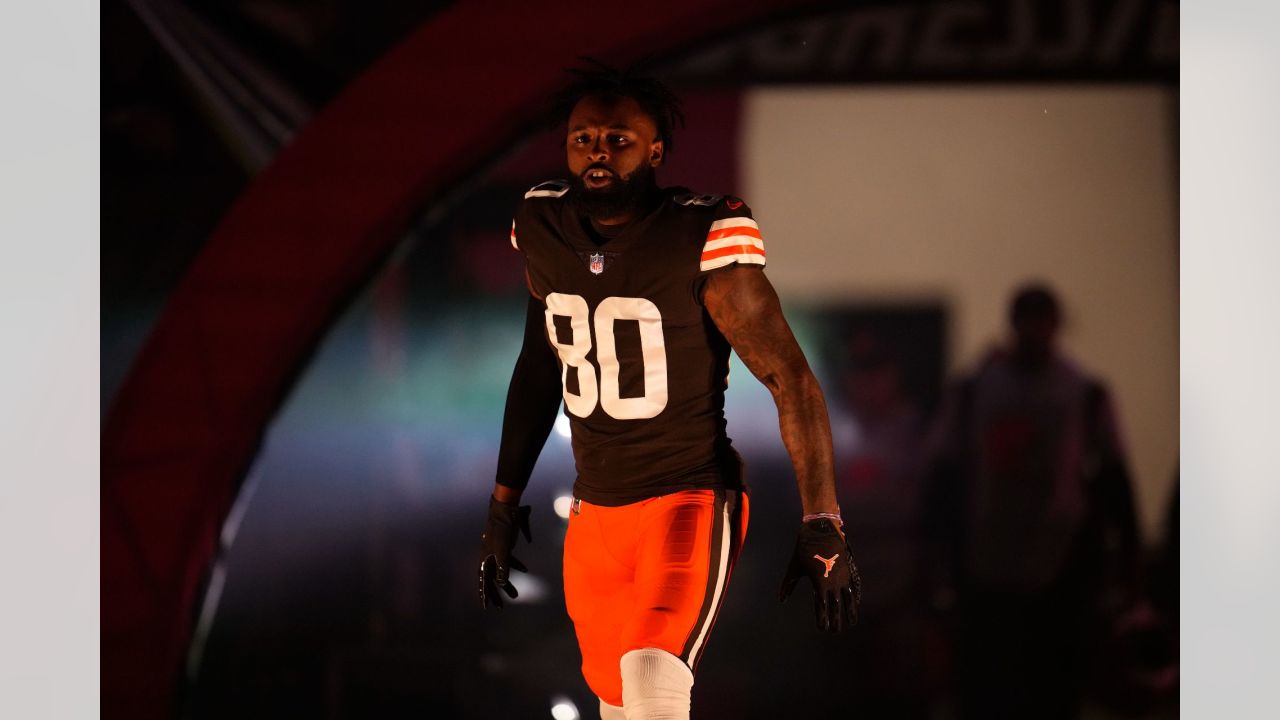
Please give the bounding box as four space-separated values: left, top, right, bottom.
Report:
625 489 744 669
563 498 639 623
563 498 640 705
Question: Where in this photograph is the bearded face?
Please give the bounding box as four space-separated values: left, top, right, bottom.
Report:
564 95 664 223
569 160 655 221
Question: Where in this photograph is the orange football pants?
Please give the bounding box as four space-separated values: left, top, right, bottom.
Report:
563 488 748 707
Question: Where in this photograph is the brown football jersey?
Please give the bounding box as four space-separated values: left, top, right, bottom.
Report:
511 181 767 505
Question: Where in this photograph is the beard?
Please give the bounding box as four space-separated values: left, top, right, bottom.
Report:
569 162 656 221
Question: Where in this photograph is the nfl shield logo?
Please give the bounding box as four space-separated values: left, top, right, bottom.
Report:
589 253 604 275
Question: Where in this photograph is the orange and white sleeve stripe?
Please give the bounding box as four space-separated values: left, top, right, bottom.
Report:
699 217 765 271
510 219 518 250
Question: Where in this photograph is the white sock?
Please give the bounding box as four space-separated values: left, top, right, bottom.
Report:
619 648 694 720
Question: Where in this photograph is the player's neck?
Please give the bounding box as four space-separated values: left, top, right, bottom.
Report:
581 182 660 228
589 216 628 240
593 211 635 226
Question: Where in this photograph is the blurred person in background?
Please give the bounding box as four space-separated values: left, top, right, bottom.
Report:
474 64 862 720
924 283 1140 720
834 331 941 718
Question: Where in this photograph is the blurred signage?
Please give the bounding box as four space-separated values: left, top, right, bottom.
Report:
666 0 1177 84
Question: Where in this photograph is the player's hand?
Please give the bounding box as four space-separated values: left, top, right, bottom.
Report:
478 495 532 609
779 518 862 633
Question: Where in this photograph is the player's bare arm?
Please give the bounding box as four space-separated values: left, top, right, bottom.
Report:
703 264 862 632
701 264 837 515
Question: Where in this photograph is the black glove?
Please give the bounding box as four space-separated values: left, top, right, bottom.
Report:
780 518 862 633
478 495 532 609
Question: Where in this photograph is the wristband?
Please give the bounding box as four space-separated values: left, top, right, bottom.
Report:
802 511 843 526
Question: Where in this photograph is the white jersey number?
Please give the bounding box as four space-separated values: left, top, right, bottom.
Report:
544 293 668 420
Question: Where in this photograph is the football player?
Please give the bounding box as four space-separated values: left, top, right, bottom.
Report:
478 64 861 720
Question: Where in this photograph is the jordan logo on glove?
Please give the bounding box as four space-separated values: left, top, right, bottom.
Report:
813 553 838 578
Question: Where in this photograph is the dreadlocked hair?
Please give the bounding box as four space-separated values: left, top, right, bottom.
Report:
552 59 686 154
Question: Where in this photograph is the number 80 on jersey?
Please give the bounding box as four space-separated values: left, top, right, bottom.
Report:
544 293 669 421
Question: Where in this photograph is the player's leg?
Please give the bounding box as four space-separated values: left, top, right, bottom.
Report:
620 489 749 719
563 497 642 713
619 647 695 720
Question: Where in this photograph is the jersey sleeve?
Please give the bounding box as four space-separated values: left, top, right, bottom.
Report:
511 179 570 253
698 196 766 272
509 195 526 253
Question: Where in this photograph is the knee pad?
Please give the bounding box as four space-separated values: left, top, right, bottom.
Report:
599 699 626 720
619 648 694 720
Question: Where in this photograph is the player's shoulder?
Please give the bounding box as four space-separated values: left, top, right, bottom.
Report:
516 179 570 214
665 188 766 272
665 187 754 219
515 179 571 225
523 179 571 200
664 187 760 242
511 180 571 251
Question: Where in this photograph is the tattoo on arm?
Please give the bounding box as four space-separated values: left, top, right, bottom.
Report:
703 266 839 516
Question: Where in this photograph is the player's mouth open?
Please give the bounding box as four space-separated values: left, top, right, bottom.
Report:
583 168 616 189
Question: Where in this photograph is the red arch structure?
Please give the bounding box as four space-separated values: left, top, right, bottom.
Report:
101 2 810 717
